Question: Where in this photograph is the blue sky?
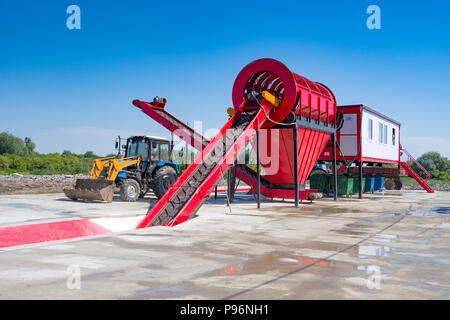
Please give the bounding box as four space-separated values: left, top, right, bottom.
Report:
0 0 449 157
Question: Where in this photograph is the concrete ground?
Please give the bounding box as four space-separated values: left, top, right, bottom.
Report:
0 190 449 299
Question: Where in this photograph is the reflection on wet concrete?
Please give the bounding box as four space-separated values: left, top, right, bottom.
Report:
432 207 450 214
388 280 450 298
398 206 450 216
135 282 192 298
370 233 398 243
258 205 361 215
83 271 116 280
220 251 358 276
358 245 390 257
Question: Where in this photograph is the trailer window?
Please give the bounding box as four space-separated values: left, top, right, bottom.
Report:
368 119 373 140
392 128 396 145
379 122 383 143
378 122 388 144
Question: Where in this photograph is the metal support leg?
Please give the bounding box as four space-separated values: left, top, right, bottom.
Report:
227 167 231 206
293 124 299 207
230 160 237 203
358 161 363 199
256 130 261 209
332 132 338 201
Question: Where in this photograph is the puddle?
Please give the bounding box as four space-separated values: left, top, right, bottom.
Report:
331 229 367 236
403 192 420 199
370 233 398 243
216 251 357 276
406 207 450 216
83 271 115 280
259 206 361 215
136 283 191 298
388 280 450 295
388 254 450 265
432 207 450 215
358 244 391 257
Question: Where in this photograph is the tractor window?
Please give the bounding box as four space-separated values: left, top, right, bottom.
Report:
151 141 159 161
126 139 149 161
160 143 170 162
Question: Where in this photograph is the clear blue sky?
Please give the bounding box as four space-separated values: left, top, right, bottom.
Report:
0 0 449 157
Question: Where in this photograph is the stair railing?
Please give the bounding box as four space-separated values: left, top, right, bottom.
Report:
400 147 432 182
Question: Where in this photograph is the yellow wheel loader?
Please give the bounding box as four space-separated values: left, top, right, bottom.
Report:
63 135 180 202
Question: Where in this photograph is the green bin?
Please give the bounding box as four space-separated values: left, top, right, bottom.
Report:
351 174 366 194
309 174 331 194
330 175 354 196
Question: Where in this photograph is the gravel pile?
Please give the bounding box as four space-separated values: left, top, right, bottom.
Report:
402 184 450 192
0 173 89 195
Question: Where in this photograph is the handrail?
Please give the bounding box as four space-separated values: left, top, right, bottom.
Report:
400 147 432 182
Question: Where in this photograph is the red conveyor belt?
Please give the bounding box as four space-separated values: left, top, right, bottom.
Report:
136 102 273 228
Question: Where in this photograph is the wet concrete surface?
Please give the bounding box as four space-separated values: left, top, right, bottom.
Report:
0 190 449 299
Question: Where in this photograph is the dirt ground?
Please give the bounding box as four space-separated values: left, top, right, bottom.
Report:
0 173 232 196
0 174 88 195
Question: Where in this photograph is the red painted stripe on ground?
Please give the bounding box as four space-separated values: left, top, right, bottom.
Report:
0 219 111 249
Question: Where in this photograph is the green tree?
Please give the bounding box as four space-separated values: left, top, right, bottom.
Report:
0 132 26 156
412 152 450 179
0 155 10 170
24 137 35 155
8 154 27 171
83 151 95 158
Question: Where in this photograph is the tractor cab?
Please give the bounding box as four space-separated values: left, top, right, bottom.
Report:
125 135 172 164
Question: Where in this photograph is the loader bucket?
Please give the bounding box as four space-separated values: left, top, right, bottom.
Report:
63 179 114 202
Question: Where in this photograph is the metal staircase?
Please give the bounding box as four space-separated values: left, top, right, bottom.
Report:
399 147 434 193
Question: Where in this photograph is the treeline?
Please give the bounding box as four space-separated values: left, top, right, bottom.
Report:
0 132 111 175
411 151 450 181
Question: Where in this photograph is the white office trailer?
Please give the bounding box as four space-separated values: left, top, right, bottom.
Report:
319 104 400 164
318 104 434 193
338 105 401 164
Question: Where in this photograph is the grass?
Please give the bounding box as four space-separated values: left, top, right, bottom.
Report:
400 176 450 186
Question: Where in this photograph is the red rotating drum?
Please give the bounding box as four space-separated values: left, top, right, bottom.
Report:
232 58 337 186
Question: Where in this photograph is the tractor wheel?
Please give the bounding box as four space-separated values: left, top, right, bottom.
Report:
153 166 177 199
120 179 141 202
394 179 403 190
384 178 395 190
